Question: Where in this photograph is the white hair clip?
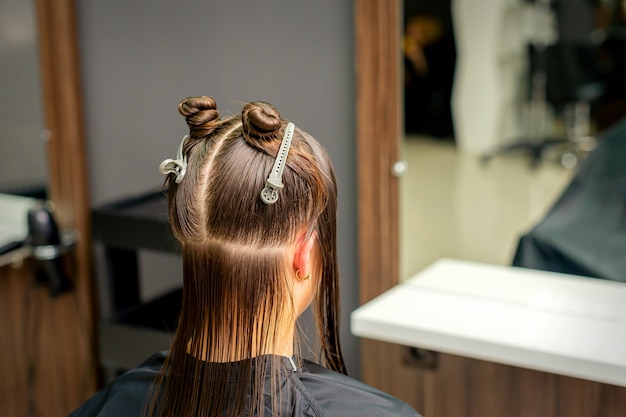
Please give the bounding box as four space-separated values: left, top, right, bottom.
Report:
159 135 189 184
260 122 295 205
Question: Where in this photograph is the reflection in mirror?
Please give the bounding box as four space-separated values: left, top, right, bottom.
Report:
0 0 47 198
399 0 626 281
403 0 455 140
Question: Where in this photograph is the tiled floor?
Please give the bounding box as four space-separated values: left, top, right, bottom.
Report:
399 136 576 281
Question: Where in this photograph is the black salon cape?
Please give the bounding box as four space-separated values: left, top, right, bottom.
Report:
68 351 421 417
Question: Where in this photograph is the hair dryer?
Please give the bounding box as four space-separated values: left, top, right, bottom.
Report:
27 206 73 296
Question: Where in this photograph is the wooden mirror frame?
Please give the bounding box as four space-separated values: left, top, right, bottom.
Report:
355 0 423 407
355 0 401 304
33 0 97 413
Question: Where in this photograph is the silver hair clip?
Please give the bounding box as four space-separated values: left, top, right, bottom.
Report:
159 135 189 184
260 122 295 205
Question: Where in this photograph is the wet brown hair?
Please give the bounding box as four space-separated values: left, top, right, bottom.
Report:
146 96 345 417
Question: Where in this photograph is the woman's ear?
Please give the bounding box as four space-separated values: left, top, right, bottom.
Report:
293 230 316 276
292 230 317 316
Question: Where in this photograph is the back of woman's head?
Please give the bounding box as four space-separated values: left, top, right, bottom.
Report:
150 96 345 417
169 97 328 251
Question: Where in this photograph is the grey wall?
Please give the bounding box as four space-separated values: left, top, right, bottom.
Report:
76 1 360 377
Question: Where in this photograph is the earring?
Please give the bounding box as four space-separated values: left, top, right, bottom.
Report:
296 269 312 281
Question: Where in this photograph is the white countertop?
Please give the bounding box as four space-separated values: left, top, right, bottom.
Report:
351 258 626 387
0 193 38 247
0 193 39 266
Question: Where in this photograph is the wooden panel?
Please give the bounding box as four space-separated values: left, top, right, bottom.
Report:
467 358 516 415
0 264 31 416
355 0 423 411
425 353 626 417
359 342 626 417
514 366 556 417
0 261 96 416
427 352 467 417
0 1 97 416
36 0 98 408
355 0 422 410
361 340 425 411
355 0 401 303
597 383 626 417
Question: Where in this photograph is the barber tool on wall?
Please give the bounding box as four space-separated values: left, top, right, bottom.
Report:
27 204 75 296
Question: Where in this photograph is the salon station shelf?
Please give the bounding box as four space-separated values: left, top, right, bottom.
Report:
92 190 178 254
352 258 626 388
92 190 181 379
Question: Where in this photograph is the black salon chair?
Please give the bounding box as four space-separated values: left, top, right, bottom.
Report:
542 41 605 167
481 40 605 168
512 115 626 281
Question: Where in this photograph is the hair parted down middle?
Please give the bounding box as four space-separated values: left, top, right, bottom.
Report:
146 96 345 417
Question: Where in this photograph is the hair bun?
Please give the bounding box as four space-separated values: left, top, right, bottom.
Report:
178 96 220 138
241 102 282 142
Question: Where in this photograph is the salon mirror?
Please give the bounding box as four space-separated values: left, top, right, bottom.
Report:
0 0 47 198
399 0 626 280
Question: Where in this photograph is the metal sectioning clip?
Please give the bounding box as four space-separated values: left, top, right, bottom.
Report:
159 135 189 184
260 122 295 205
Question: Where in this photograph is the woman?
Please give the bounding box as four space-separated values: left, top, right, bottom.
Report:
70 96 421 417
